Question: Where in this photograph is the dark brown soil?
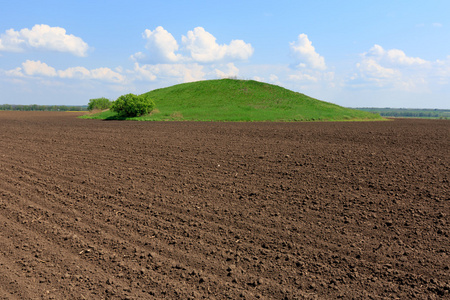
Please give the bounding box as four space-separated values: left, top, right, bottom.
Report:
0 111 448 299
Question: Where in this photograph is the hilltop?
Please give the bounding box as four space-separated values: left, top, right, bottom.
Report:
84 79 384 121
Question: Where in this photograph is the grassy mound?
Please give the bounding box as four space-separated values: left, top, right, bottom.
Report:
83 79 384 121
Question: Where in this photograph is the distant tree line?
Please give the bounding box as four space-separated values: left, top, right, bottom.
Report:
87 97 112 111
0 104 88 111
357 108 450 119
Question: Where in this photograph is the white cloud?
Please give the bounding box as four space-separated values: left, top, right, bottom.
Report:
132 63 157 81
214 63 239 78
181 27 221 62
7 60 124 83
356 58 399 79
58 66 91 79
140 26 182 63
133 62 205 83
0 29 23 52
90 68 125 82
130 51 146 62
182 27 254 63
0 24 89 56
282 33 334 90
133 26 254 65
130 26 253 84
367 44 427 66
4 67 25 77
290 34 326 70
225 39 255 61
22 60 57 77
349 45 436 91
58 66 124 82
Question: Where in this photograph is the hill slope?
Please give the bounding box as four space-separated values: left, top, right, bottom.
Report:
87 79 384 121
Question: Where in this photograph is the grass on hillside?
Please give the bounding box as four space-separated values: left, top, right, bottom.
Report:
81 79 384 122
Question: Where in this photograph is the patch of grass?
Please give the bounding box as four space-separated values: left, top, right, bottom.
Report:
83 79 385 121
79 110 118 119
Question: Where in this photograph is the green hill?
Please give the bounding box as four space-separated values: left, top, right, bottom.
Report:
84 79 384 121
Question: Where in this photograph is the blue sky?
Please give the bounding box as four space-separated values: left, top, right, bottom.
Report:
1 0 449 108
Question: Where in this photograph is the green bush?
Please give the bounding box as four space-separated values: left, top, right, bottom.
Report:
111 93 155 117
87 97 112 111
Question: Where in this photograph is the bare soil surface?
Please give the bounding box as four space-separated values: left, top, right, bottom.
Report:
0 111 449 299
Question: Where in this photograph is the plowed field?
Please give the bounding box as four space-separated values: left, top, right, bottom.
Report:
0 111 449 299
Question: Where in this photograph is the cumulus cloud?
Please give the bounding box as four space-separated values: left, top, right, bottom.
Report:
366 45 427 67
140 26 182 63
284 33 334 89
7 60 124 83
290 34 326 70
132 26 254 65
349 45 434 91
0 29 23 52
22 60 57 77
182 27 254 63
0 24 89 56
130 26 253 83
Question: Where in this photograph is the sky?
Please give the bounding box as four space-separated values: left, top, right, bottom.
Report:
1 0 449 108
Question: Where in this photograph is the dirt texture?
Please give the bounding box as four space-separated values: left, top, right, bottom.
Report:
0 111 449 299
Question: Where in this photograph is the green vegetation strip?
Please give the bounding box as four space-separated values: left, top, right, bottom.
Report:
356 108 450 119
81 79 384 122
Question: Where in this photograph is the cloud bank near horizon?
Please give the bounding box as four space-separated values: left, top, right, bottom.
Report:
6 60 124 83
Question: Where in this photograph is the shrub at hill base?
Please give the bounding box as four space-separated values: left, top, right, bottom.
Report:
111 93 155 117
87 97 112 111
